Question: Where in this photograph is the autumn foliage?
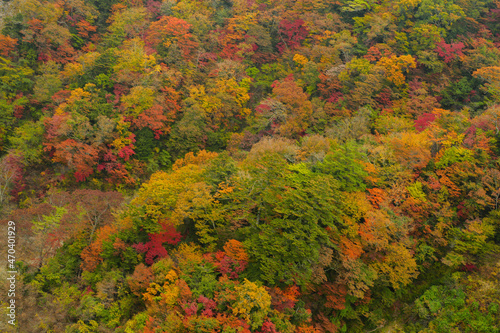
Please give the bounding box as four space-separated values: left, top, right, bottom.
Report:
3 0 500 332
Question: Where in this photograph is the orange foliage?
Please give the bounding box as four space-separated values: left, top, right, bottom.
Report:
80 225 118 271
268 284 300 311
364 44 394 63
437 170 461 197
271 76 313 138
296 325 322 333
176 279 192 302
389 131 431 170
51 139 99 182
216 314 251 333
128 263 154 296
367 188 385 208
172 150 219 170
322 283 348 310
76 20 97 39
223 239 249 262
108 3 128 21
161 86 181 120
145 16 198 59
133 104 171 133
315 312 338 333
0 34 17 57
340 236 364 260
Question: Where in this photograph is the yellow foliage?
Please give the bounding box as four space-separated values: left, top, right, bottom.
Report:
293 53 309 66
388 131 431 169
441 131 465 149
377 55 416 86
373 243 418 289
120 86 156 117
233 279 272 329
172 150 219 170
172 243 204 266
165 269 178 283
172 182 224 248
61 62 83 80
395 0 422 11
113 38 157 73
131 165 206 224
473 66 500 101
142 268 181 309
188 77 251 129
66 88 91 105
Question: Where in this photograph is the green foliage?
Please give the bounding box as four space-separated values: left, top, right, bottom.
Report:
414 285 499 333
315 141 368 192
10 119 45 165
0 57 34 98
407 181 427 201
4 0 500 332
435 146 474 169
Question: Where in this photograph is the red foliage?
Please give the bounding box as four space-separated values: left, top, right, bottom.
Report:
219 43 243 61
133 222 182 265
457 201 469 220
198 295 217 317
183 301 198 316
435 39 464 63
145 16 198 59
414 113 436 132
132 104 171 133
277 19 308 53
13 105 24 119
5 154 25 203
375 88 392 108
117 145 135 161
459 263 478 272
44 42 77 64
197 52 218 68
257 320 278 333
146 0 162 16
51 139 99 182
268 285 300 311
318 73 343 105
43 112 70 143
113 84 129 103
251 52 278 64
207 251 247 279
51 89 71 104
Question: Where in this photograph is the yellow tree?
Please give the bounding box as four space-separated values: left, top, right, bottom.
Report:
377 55 416 87
473 66 500 102
232 279 272 330
130 151 220 233
372 243 419 289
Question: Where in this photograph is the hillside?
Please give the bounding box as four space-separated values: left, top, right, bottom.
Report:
1 0 500 332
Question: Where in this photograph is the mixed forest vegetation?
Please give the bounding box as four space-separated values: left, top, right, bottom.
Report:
2 0 500 331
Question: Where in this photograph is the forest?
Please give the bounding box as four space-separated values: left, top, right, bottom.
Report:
1 0 500 331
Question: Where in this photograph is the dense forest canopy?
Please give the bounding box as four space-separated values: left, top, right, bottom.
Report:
1 0 500 332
